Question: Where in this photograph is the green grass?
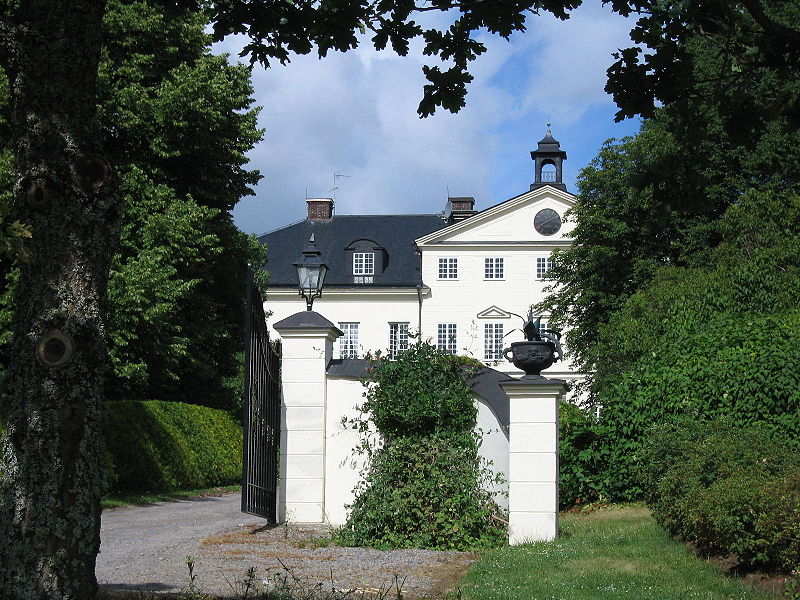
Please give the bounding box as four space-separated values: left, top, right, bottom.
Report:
101 485 240 510
458 505 780 600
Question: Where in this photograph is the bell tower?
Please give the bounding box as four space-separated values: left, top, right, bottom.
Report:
530 127 567 192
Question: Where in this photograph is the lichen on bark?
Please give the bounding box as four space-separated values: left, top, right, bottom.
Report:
0 1 118 598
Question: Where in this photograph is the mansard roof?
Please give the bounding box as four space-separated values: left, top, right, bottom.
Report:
259 214 447 287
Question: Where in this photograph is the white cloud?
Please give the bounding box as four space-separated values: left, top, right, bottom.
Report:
223 4 638 235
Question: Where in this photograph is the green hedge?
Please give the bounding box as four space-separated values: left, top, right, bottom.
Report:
103 400 242 493
640 418 800 571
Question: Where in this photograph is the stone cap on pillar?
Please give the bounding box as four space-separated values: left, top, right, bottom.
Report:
273 310 343 337
499 376 568 402
499 376 568 388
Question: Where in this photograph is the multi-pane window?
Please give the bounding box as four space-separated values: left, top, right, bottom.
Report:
484 323 504 361
536 257 552 280
388 322 410 359
484 257 504 279
438 257 458 279
338 322 359 358
538 319 549 335
437 323 457 354
353 252 374 276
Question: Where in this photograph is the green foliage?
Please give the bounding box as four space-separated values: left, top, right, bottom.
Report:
640 419 800 571
102 400 242 493
558 401 602 509
541 7 800 389
538 122 724 390
589 191 800 499
97 0 265 409
336 432 506 550
0 0 267 410
606 1 800 125
359 343 477 437
337 341 506 550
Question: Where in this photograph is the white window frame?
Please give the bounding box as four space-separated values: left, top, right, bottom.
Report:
539 319 549 335
536 256 552 280
353 252 374 276
484 257 504 280
484 323 504 361
437 323 457 355
438 257 458 279
338 322 359 358
388 322 410 359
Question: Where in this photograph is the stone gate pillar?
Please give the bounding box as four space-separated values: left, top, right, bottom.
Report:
499 377 566 544
273 311 342 523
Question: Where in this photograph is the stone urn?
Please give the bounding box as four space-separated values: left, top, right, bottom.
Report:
503 340 557 379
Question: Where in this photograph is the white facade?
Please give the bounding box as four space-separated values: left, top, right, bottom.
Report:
265 185 581 388
416 186 578 383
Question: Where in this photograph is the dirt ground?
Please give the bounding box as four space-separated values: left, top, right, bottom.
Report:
97 491 477 599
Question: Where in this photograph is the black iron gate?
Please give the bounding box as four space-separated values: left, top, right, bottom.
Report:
241 272 281 521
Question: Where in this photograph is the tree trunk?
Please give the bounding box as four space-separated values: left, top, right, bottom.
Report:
0 1 115 598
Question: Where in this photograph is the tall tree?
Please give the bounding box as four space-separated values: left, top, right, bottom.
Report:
0 1 266 407
0 1 579 597
98 0 265 408
540 5 800 397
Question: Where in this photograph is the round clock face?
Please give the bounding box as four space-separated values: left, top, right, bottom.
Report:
534 208 562 236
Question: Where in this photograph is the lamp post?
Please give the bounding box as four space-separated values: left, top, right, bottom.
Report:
293 234 328 311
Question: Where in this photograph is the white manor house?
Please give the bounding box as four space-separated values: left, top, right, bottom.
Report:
259 130 580 387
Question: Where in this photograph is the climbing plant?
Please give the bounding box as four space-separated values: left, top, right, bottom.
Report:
336 342 506 550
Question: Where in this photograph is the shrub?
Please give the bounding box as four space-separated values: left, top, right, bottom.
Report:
558 401 603 508
103 399 242 493
337 341 506 550
337 432 505 550
756 467 800 572
358 342 478 437
640 418 800 571
596 311 800 499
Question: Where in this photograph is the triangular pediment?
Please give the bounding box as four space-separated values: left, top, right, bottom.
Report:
476 305 513 319
416 185 576 246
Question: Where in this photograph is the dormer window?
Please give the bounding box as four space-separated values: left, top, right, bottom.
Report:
346 239 386 284
353 252 374 276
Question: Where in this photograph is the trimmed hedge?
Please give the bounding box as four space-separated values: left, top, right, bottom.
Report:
103 400 242 493
640 418 800 572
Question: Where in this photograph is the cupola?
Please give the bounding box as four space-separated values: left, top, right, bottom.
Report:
530 128 567 192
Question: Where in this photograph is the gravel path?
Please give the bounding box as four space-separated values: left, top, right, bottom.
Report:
96 491 477 598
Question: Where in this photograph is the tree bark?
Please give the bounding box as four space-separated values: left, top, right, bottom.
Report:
0 1 115 598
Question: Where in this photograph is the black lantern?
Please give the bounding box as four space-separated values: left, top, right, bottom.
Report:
293 234 328 311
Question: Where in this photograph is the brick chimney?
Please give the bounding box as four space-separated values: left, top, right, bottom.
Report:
306 198 334 221
447 197 477 223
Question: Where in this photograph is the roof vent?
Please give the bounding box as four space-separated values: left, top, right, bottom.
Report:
306 198 334 221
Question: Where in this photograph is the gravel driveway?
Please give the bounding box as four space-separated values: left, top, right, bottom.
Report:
96 491 478 598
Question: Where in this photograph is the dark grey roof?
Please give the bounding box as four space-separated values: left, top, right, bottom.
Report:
532 129 567 158
273 311 341 332
259 214 446 287
466 367 513 430
326 358 371 378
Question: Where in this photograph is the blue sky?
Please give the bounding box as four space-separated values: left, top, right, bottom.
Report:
217 3 643 236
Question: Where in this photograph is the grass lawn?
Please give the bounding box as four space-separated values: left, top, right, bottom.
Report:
458 505 783 600
101 485 240 510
